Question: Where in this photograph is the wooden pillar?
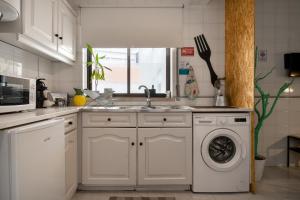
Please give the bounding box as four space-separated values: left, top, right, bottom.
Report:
225 0 255 192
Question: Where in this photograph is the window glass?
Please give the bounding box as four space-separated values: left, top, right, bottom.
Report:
130 48 166 93
92 48 127 93
87 48 169 95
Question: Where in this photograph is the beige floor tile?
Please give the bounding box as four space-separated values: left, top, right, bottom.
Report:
72 167 300 200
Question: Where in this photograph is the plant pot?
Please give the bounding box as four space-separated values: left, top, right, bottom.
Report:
255 158 266 181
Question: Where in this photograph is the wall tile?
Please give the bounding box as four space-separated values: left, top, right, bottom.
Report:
256 0 300 167
0 41 54 90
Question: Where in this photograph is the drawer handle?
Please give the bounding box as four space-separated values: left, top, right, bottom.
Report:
43 137 51 142
107 118 111 122
131 142 135 146
139 142 143 146
163 118 167 122
68 121 73 125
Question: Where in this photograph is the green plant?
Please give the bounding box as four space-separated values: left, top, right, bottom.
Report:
254 48 294 159
86 44 112 90
74 88 83 95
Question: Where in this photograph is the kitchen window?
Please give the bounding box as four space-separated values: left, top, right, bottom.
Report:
86 48 170 96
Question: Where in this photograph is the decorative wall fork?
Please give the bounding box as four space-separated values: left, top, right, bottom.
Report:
194 34 221 89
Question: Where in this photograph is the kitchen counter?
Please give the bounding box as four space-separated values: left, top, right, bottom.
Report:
190 106 252 113
81 105 193 112
0 105 252 130
81 105 252 113
0 107 80 130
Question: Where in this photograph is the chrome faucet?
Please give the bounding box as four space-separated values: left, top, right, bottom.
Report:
138 85 151 107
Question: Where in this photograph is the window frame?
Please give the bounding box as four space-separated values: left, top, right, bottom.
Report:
87 48 171 97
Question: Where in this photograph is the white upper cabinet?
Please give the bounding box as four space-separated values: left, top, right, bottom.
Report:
58 0 76 60
23 0 58 51
19 0 77 64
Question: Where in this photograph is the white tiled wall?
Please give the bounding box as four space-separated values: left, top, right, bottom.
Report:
256 0 300 166
179 0 225 97
52 0 225 97
0 41 54 89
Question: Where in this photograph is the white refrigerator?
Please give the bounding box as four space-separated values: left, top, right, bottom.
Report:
0 118 65 200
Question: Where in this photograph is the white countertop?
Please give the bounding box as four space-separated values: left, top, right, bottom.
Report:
0 105 252 130
190 106 252 113
0 107 80 130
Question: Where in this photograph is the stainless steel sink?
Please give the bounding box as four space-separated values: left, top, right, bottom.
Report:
82 105 192 112
139 105 192 111
83 105 131 110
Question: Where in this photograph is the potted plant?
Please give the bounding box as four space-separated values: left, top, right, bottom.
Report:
254 49 293 181
86 44 112 90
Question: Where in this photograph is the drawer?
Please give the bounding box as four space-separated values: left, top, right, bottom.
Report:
82 112 137 127
138 112 192 127
64 114 77 133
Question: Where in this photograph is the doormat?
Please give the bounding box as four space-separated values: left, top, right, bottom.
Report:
109 197 175 200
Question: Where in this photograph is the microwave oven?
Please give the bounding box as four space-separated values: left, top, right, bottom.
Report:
0 75 36 113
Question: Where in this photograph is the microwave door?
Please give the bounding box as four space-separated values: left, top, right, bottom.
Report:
0 86 29 105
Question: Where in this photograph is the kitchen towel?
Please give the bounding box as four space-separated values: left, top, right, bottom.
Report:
184 65 199 99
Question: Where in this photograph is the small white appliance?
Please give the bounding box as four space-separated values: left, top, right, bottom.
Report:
192 113 250 192
0 75 36 113
0 118 65 200
0 0 20 21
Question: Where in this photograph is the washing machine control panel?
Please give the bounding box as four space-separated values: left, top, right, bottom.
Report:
234 118 247 122
193 115 249 126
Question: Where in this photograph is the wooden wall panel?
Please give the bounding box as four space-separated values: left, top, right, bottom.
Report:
225 0 255 192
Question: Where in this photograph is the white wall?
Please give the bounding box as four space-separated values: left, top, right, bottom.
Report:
52 0 225 97
255 0 300 166
179 0 224 97
0 41 54 89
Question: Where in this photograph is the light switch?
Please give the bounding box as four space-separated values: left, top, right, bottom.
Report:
259 49 267 62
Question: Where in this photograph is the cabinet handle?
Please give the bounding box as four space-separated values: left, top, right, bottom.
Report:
68 121 73 125
43 137 51 142
163 118 167 122
107 118 111 121
139 142 143 146
59 36 63 40
131 142 135 146
54 34 59 37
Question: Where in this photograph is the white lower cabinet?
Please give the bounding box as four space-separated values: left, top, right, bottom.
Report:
64 114 78 200
81 112 192 187
65 130 77 200
82 128 137 186
138 128 192 185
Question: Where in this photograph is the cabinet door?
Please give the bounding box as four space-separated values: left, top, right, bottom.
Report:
65 130 77 200
138 128 192 185
23 0 58 51
58 0 76 60
14 120 65 200
82 128 136 186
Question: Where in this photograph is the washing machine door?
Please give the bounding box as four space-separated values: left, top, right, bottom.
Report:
201 128 246 172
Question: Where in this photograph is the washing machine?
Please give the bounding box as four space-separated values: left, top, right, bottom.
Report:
192 113 250 192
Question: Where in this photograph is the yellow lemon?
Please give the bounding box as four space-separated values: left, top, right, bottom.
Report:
73 95 86 106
